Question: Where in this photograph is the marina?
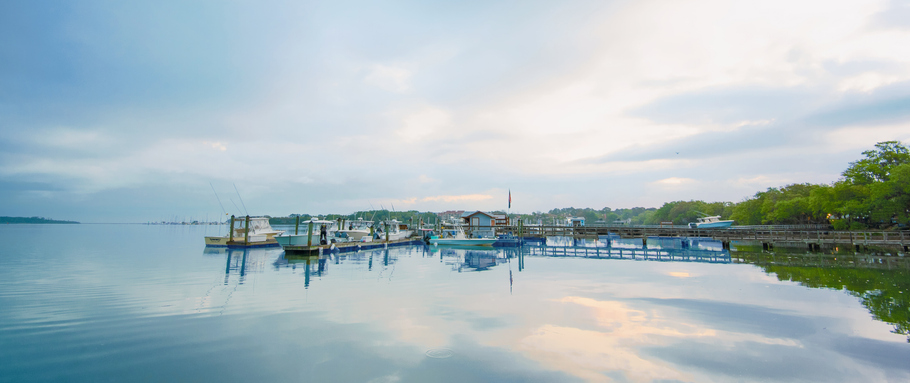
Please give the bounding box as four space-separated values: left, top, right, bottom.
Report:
6 2 910 382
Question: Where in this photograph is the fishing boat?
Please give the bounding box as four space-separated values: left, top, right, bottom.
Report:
688 216 734 229
429 223 496 246
275 219 338 246
375 219 414 240
335 218 373 242
205 216 284 247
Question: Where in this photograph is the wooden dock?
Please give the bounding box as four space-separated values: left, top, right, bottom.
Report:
283 238 423 255
479 225 910 251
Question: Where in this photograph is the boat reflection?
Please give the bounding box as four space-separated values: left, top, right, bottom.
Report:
221 247 283 285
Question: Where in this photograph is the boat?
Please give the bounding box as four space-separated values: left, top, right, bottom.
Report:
334 218 373 242
374 219 414 241
688 216 734 229
205 216 284 247
275 219 338 247
429 222 496 246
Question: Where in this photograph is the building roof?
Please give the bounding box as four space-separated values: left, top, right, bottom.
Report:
462 211 508 220
462 211 492 218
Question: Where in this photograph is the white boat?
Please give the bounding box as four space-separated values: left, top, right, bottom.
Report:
688 216 734 229
276 219 338 246
335 218 373 242
429 223 495 246
375 219 414 240
205 216 284 247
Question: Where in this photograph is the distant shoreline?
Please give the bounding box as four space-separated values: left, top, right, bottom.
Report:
0 216 80 224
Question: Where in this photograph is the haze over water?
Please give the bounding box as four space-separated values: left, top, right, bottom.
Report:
1 224 908 382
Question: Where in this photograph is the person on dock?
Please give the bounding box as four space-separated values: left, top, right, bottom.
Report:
320 224 327 245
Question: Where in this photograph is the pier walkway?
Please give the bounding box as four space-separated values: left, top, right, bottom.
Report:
479 225 910 251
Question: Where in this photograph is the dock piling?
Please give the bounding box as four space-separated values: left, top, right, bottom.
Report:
229 215 235 241
243 215 250 245
307 221 314 247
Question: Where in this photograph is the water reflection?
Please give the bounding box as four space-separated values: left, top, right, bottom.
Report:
736 251 910 342
3 224 910 383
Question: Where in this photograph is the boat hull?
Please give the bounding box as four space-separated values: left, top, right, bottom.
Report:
695 220 734 229
335 230 371 241
430 238 496 246
276 234 314 247
379 230 414 241
205 236 230 246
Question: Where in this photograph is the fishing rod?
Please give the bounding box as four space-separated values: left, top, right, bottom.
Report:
210 182 228 216
233 183 249 216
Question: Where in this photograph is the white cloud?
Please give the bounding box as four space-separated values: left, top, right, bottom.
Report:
364 64 412 93
203 141 227 151
5 0 910 219
394 106 453 144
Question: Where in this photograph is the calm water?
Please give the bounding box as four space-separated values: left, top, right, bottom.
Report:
1 224 908 382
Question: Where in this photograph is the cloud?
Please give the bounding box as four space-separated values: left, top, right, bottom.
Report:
3 0 910 220
394 106 452 143
420 194 493 203
203 141 227 151
654 177 695 186
364 64 412 93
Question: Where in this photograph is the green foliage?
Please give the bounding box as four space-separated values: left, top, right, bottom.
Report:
0 216 79 224
646 200 733 225
752 257 910 342
842 140 910 185
730 140 910 228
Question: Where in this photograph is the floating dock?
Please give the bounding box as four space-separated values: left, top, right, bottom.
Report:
283 238 423 255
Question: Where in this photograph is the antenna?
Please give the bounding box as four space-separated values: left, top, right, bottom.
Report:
233 183 249 216
210 182 228 216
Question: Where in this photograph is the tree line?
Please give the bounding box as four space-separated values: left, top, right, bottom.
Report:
641 141 910 229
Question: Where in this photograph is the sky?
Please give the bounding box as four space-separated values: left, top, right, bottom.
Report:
2 0 910 222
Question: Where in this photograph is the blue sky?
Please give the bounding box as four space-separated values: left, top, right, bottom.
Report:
2 0 910 222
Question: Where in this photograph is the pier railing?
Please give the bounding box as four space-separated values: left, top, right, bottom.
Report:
463 224 909 249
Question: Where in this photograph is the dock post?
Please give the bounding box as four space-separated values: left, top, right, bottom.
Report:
244 215 250 245
307 221 314 247
295 216 300 235
385 221 390 243
642 237 648 248
229 215 235 241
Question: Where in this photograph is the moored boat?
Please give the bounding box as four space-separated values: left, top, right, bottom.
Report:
335 218 373 242
276 219 338 246
429 222 495 246
688 216 734 229
205 216 284 247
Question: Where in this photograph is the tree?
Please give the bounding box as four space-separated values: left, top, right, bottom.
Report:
842 141 910 185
